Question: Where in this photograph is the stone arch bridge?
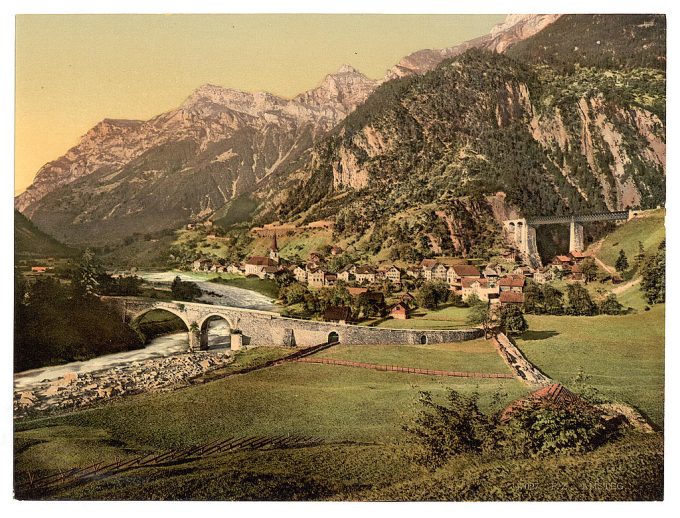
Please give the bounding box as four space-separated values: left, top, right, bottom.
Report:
102 297 483 351
503 210 639 266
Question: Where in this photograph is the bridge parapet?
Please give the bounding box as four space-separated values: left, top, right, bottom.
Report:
102 297 484 352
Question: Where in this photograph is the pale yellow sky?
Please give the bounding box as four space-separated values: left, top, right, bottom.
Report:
15 14 505 195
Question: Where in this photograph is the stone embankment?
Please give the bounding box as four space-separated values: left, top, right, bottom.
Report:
493 332 552 386
13 351 234 419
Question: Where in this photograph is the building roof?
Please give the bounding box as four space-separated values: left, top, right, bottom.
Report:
390 302 409 313
498 274 526 288
500 383 594 421
569 251 588 259
338 263 355 273
499 291 525 304
554 255 572 263
420 259 438 268
347 287 368 297
461 277 490 289
355 265 376 274
246 256 278 267
323 306 352 322
450 265 481 277
324 273 337 281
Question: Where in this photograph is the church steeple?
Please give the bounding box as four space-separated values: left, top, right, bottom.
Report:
269 233 279 263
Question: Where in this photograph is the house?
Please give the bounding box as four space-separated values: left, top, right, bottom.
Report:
307 269 326 288
355 265 376 284
551 255 573 271
482 264 500 280
420 259 438 280
499 291 525 306
569 264 583 282
293 266 308 283
534 267 553 284
245 256 279 278
461 278 499 302
309 251 324 263
30 266 49 273
337 264 355 282
323 306 352 324
568 251 588 263
447 264 481 288
433 264 448 281
389 302 410 320
498 274 525 293
513 265 534 277
227 263 243 275
324 273 338 287
385 266 401 284
192 258 212 272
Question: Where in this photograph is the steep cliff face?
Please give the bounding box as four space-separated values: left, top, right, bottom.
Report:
253 14 664 260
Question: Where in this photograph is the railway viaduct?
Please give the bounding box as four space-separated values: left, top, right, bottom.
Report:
503 209 642 266
102 297 483 351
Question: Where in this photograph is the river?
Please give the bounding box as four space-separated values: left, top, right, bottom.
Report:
14 272 278 391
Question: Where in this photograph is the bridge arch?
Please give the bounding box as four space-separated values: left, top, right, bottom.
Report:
130 307 191 331
199 313 235 350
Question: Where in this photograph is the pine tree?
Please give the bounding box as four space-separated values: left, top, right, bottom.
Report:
73 248 103 298
640 241 665 304
615 249 629 273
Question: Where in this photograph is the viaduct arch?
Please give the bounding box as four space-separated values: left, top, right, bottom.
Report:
104 297 483 352
503 209 638 266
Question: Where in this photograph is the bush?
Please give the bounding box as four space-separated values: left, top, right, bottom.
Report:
403 390 492 469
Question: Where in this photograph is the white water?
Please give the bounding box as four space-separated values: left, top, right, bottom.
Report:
137 271 278 311
14 272 276 391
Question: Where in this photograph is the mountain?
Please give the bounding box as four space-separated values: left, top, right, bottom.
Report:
15 210 74 258
16 14 665 259
385 14 561 79
16 66 379 244
245 14 665 262
16 14 566 246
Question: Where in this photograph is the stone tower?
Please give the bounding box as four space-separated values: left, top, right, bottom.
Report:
269 233 279 263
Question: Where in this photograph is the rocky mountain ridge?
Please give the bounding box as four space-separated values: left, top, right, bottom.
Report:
16 14 564 245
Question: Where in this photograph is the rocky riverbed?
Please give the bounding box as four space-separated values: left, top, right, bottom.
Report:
14 350 234 420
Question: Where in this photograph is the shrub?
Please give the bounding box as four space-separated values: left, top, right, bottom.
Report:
403 390 492 469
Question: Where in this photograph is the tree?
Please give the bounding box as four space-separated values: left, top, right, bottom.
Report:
416 280 450 310
580 257 598 284
640 241 665 304
598 294 625 315
171 276 202 302
634 241 646 268
72 248 104 298
566 283 597 316
615 249 629 273
466 300 493 338
499 304 528 335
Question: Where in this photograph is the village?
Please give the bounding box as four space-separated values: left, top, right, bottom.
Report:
188 231 602 325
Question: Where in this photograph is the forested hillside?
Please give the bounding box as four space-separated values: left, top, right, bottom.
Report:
245 15 665 263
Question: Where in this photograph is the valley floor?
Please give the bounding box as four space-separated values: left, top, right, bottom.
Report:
14 303 664 501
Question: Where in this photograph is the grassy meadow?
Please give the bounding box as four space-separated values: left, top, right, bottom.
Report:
515 304 665 427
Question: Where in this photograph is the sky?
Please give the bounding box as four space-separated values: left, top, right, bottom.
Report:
14 14 505 195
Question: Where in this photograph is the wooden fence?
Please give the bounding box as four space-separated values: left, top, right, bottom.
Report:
294 357 513 379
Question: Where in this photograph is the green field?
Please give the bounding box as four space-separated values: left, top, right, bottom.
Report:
592 209 665 268
515 305 665 427
313 342 510 373
369 304 472 329
207 275 279 299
